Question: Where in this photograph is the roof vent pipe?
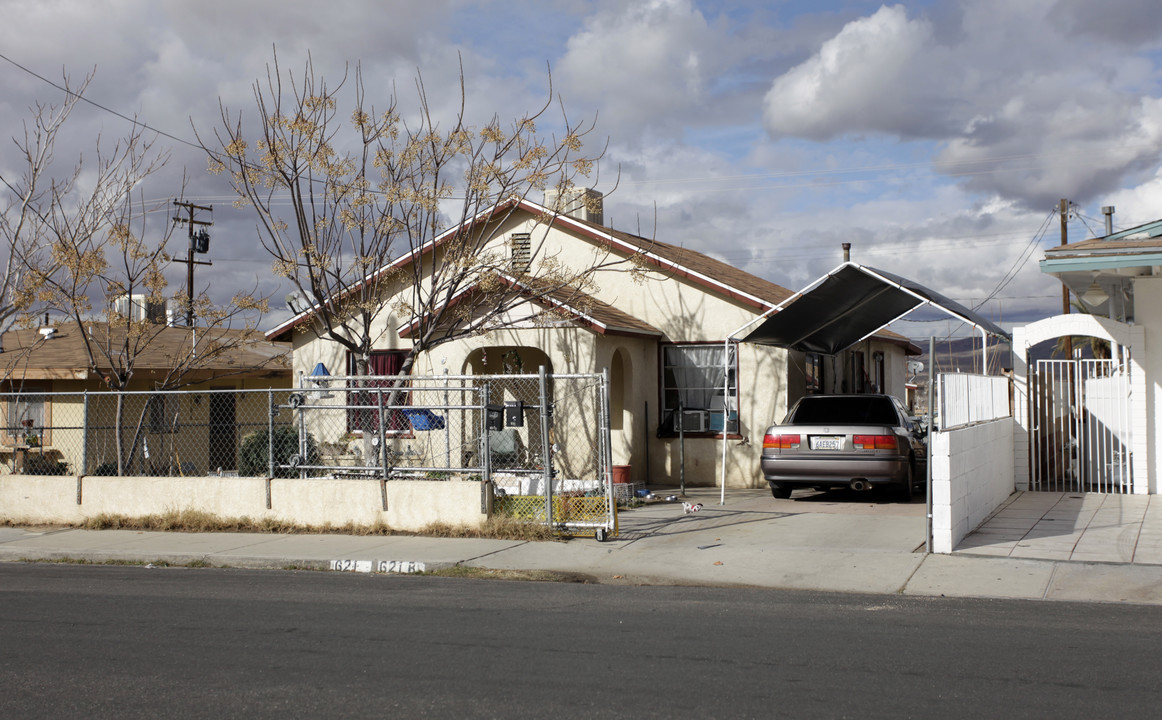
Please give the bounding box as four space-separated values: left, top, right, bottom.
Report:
1102 206 1114 236
842 243 851 262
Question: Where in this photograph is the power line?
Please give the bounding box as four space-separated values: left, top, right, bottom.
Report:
0 51 205 153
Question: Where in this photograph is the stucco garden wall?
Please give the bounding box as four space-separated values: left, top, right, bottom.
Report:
0 475 489 531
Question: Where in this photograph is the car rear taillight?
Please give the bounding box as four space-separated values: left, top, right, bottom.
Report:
853 434 897 450
763 433 801 449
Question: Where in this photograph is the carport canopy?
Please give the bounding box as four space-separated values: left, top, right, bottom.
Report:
741 262 1010 354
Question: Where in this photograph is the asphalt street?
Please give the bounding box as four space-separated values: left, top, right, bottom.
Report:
4 564 1162 719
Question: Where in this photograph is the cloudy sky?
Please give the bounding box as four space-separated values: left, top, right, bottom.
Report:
3 0 1162 339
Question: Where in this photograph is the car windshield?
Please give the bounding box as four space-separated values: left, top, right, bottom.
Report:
788 396 899 425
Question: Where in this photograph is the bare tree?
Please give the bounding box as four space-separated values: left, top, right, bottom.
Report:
0 72 98 357
205 53 640 382
5 72 275 473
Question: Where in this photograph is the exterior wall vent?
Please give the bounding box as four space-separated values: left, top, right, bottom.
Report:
510 232 532 273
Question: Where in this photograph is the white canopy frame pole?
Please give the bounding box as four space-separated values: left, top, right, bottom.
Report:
853 264 996 372
716 272 839 505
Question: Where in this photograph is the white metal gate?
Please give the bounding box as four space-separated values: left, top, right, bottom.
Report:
1030 358 1132 493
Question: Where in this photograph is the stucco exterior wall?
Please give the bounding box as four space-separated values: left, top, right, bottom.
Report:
1136 277 1162 494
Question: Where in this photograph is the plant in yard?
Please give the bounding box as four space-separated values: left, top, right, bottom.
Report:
238 426 318 478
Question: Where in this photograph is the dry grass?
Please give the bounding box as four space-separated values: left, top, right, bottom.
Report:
422 516 562 542
425 566 595 583
7 510 565 541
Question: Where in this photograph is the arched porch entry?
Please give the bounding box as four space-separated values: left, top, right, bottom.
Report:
1012 315 1147 494
462 345 552 376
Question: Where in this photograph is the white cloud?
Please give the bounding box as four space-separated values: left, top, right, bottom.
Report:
556 0 740 139
761 1 1162 209
762 5 937 139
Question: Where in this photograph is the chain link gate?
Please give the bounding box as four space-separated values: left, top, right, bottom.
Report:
271 368 616 539
1030 358 1133 493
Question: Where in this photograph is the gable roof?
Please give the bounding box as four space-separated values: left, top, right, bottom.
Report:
264 195 917 349
265 197 797 342
1 323 291 382
395 274 664 340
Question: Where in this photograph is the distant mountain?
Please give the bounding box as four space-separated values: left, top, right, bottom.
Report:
906 333 1103 413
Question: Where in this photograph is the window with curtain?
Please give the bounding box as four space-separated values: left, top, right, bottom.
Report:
347 350 410 435
661 344 737 435
5 386 45 444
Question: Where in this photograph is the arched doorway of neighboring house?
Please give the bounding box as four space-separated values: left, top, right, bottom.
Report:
1015 315 1139 494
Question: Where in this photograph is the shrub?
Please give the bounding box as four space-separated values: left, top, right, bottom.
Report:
238 426 317 478
23 454 68 475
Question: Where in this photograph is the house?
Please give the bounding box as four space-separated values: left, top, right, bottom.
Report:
267 190 919 489
1017 216 1162 494
0 322 292 476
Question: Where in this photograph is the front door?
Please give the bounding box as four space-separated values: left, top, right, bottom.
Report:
208 391 236 472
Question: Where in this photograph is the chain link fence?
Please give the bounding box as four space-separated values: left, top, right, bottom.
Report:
1 370 615 537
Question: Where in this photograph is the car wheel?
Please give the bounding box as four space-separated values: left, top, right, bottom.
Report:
770 484 792 499
899 460 915 502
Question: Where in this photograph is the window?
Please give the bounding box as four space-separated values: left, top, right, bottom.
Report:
5 386 46 446
805 353 825 395
661 344 737 435
148 393 176 433
510 232 531 273
348 351 410 435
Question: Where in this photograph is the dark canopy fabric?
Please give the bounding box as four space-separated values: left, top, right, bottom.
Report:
741 264 1009 355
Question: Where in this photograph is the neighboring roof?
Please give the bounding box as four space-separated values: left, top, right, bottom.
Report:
742 263 1009 355
1041 217 1162 272
0 323 291 382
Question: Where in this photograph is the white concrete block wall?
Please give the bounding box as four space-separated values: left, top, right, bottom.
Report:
930 418 1015 553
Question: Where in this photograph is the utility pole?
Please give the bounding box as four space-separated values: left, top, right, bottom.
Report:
1059 198 1072 358
172 200 213 327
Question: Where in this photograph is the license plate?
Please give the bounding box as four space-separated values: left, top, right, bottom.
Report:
811 436 843 450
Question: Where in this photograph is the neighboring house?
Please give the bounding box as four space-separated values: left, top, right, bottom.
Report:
1019 217 1162 494
267 191 919 488
0 322 292 475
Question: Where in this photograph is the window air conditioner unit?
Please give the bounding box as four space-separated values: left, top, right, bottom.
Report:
677 409 709 433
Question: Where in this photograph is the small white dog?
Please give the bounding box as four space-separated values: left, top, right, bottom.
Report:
683 502 703 514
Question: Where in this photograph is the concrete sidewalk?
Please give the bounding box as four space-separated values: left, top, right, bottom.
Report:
5 487 1162 605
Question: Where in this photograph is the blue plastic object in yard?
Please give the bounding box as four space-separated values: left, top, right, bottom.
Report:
401 408 446 430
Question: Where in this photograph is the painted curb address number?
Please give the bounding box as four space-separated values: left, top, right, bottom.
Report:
329 559 426 574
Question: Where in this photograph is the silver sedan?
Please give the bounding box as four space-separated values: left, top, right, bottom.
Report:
760 394 926 500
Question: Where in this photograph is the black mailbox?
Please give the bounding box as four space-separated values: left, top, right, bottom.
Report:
485 404 504 431
504 401 524 427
